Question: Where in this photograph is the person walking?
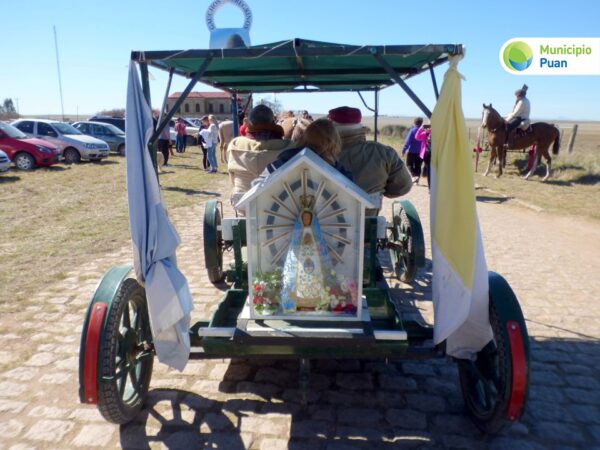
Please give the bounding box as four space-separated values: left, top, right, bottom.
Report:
200 117 216 172
402 117 424 184
415 123 432 188
208 115 220 168
157 121 172 167
175 117 187 153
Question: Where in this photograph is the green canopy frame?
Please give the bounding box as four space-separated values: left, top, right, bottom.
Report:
130 38 462 162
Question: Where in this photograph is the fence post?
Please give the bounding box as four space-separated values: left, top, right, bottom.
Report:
567 124 578 153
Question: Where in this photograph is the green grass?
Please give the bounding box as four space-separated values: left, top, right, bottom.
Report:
0 147 228 306
374 126 600 221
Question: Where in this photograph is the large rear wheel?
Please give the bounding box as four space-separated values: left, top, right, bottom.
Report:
203 200 224 283
458 273 529 434
97 279 154 424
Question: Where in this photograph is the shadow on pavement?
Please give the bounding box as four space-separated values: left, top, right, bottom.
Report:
0 175 20 183
162 186 222 197
476 195 514 204
120 335 600 449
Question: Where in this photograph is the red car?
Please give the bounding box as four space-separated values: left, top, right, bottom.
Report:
0 121 61 170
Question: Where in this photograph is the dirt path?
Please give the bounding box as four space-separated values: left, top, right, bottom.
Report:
1 176 599 449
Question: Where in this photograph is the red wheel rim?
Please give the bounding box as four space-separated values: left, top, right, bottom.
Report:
506 320 527 421
83 303 107 404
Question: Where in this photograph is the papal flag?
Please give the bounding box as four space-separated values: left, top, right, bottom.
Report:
430 53 493 359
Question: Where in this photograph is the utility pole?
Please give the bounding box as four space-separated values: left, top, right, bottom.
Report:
53 26 65 121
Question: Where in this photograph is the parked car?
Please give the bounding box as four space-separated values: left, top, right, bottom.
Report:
0 121 61 170
88 116 125 132
11 119 110 164
73 121 126 156
0 149 11 172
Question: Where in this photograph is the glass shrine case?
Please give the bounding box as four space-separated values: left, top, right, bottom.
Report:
236 149 376 321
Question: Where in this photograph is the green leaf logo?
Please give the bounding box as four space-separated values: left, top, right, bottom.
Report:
503 41 533 71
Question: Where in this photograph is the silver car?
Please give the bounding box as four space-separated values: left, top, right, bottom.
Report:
73 121 126 156
11 119 110 164
0 149 10 172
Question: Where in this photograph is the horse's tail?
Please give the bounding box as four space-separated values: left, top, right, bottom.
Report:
552 126 560 155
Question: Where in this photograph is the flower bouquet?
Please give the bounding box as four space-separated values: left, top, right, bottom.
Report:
252 270 283 315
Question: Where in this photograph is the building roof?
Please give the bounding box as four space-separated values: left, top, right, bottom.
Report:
168 91 231 99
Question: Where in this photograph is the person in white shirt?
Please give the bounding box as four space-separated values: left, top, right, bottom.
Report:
505 85 531 135
199 117 216 172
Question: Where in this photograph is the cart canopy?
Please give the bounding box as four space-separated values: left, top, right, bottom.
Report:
131 38 462 93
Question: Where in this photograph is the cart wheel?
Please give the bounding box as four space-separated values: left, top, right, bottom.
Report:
389 208 416 282
203 200 224 283
458 273 530 434
97 278 154 424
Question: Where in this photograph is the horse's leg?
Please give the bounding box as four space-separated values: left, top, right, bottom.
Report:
496 146 504 178
540 143 552 181
523 149 539 180
484 147 496 176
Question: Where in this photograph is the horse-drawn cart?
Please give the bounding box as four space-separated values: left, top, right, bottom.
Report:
78 39 530 434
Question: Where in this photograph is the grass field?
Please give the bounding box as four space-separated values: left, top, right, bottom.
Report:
367 117 600 220
0 147 226 306
1 121 598 306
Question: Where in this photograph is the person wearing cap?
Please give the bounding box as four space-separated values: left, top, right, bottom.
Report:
505 85 531 137
328 106 412 213
227 104 294 210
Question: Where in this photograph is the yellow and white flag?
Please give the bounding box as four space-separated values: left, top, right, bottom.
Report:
430 54 493 359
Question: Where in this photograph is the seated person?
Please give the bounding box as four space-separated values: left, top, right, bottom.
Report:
227 105 294 208
252 118 351 187
329 106 412 213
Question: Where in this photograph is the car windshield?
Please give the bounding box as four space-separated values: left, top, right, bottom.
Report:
0 121 28 139
102 123 125 135
53 122 82 135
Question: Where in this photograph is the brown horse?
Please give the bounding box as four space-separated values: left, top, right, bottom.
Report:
481 104 560 180
279 116 313 141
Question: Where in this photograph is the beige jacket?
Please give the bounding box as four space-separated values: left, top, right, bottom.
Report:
227 136 294 200
337 134 412 198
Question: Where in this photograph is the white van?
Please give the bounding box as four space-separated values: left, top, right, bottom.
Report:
11 119 110 164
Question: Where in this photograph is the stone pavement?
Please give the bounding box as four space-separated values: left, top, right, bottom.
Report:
1 175 599 450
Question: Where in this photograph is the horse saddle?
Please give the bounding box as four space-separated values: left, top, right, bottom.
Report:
517 119 532 134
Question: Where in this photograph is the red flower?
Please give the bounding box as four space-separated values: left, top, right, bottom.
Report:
344 304 357 314
254 284 263 292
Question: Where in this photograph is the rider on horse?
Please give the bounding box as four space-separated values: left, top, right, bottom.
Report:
505 84 530 145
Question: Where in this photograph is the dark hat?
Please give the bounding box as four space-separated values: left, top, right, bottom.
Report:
328 106 362 124
515 84 528 96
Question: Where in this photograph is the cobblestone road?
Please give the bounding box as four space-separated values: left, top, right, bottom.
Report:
1 175 599 449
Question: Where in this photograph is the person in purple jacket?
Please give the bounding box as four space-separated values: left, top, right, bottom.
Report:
402 117 424 183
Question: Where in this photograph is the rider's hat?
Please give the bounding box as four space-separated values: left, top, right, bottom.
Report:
514 84 528 96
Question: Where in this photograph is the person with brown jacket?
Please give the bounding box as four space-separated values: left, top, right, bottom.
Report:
227 104 294 210
328 106 412 213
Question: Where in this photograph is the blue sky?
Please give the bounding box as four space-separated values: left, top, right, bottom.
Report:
1 0 599 120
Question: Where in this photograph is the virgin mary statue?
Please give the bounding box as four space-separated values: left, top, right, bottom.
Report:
281 193 334 312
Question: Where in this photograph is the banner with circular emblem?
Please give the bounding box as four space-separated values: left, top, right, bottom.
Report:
206 0 252 49
500 38 600 75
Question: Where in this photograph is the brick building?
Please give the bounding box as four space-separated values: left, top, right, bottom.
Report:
166 91 250 120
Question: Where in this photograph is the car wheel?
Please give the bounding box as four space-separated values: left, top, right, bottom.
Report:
14 153 36 171
117 144 126 157
64 147 81 164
